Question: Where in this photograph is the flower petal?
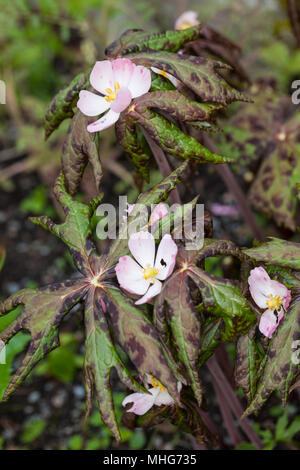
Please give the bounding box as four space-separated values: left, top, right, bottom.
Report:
122 389 158 415
128 65 151 98
77 90 110 117
248 266 272 309
128 231 155 269
259 309 284 339
110 87 132 113
135 279 162 305
154 389 174 407
155 234 178 281
115 255 150 295
149 203 169 225
150 67 179 88
175 11 199 30
112 58 135 89
86 109 120 133
90 60 114 95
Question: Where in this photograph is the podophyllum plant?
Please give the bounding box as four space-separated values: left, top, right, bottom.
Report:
1 22 299 447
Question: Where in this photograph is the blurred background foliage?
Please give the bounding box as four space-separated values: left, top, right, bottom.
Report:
0 0 299 450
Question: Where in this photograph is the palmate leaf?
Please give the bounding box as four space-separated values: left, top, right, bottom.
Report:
105 26 203 58
243 295 300 416
44 69 90 139
217 91 300 230
62 111 102 195
0 168 188 439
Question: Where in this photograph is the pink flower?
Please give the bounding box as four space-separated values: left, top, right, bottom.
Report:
122 374 182 415
248 267 291 338
175 11 200 30
115 231 177 305
123 202 168 225
77 58 151 133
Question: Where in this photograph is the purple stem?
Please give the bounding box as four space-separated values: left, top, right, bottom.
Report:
202 135 264 242
142 130 181 205
207 356 263 449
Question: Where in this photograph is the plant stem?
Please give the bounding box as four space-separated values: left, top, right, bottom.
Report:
202 134 264 242
207 356 263 449
142 130 181 205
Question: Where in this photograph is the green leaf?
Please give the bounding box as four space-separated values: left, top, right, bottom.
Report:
62 111 102 195
244 296 300 417
84 289 142 441
129 51 247 105
156 272 203 405
30 172 103 275
44 69 90 139
104 287 180 403
21 418 46 444
198 318 222 367
188 266 256 341
129 108 231 164
244 238 300 271
234 327 264 402
105 26 203 58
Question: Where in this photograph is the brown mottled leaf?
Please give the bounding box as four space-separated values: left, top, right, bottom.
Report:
0 280 88 399
244 296 300 416
62 111 102 195
104 287 180 403
244 237 300 271
156 272 203 405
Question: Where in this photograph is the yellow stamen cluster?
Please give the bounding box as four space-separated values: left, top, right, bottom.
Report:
177 21 191 30
149 375 166 392
266 294 283 311
105 82 120 103
142 264 158 284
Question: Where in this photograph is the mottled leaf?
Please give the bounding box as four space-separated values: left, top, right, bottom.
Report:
62 111 102 195
44 70 90 139
188 266 256 341
129 51 247 105
244 238 300 271
105 26 203 58
235 327 264 402
0 280 87 399
84 289 142 441
244 296 300 416
104 287 180 403
156 272 203 405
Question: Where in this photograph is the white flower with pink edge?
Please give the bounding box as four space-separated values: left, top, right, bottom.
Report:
248 266 291 339
77 58 151 133
175 11 200 30
115 230 177 305
122 374 182 415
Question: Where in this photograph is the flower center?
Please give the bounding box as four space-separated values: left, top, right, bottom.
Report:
149 375 166 392
142 263 159 284
157 70 168 79
105 82 120 103
177 21 191 30
266 294 283 311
